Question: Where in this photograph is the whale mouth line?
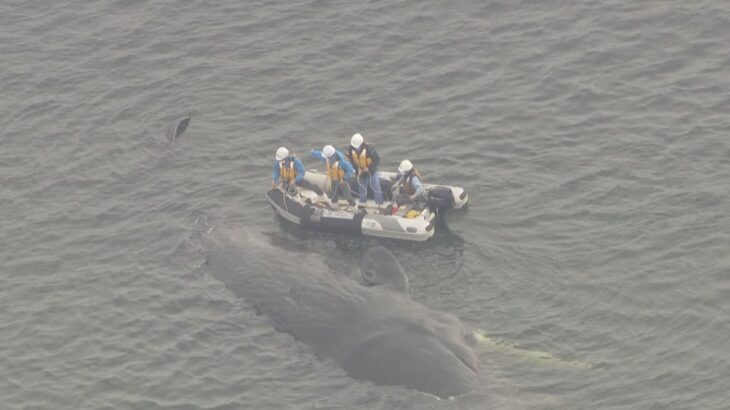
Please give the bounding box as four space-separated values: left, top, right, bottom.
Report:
453 348 478 373
439 337 479 374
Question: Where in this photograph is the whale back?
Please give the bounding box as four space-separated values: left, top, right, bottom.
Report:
361 246 409 293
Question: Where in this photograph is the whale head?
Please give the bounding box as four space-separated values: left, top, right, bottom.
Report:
341 315 480 398
361 246 409 293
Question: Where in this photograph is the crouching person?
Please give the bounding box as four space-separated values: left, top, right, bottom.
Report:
393 159 426 209
311 144 356 207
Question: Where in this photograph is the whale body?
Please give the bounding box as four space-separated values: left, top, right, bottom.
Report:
204 226 480 398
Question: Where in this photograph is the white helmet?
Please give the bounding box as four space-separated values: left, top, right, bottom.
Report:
275 146 289 161
322 144 335 158
350 133 364 149
398 159 413 173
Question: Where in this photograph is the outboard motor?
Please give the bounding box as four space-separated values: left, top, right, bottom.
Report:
426 186 455 226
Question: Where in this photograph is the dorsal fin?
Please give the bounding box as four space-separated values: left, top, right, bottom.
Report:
360 246 409 293
166 116 191 142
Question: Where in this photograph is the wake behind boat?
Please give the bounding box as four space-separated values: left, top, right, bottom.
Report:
266 170 467 241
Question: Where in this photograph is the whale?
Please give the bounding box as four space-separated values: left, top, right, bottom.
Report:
203 225 481 398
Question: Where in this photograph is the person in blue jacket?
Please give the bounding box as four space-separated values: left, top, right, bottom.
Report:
272 146 306 192
393 159 425 207
311 144 357 206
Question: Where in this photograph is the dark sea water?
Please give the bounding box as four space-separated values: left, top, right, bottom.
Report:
2 1 729 409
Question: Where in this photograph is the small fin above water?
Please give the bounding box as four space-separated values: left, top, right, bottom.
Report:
166 116 191 142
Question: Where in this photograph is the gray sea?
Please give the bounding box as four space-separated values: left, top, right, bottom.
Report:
2 0 729 409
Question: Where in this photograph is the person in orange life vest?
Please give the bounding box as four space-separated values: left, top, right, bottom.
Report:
346 133 383 206
394 159 425 203
389 159 426 216
271 146 306 192
311 144 357 206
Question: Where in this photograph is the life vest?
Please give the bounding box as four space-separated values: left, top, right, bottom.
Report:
279 157 298 182
325 156 346 181
403 170 422 195
350 145 372 172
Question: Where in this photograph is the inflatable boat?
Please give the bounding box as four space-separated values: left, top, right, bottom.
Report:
266 170 468 241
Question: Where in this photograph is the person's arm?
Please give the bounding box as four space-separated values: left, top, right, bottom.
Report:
368 146 380 173
272 161 280 185
345 148 354 167
391 172 404 194
411 176 424 198
310 150 325 161
294 158 306 184
337 152 354 179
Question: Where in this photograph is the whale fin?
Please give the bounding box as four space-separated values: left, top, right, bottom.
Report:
166 116 191 142
361 246 409 293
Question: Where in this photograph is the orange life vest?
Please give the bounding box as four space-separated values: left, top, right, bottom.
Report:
279 158 297 182
403 170 422 195
325 157 346 181
350 146 372 172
